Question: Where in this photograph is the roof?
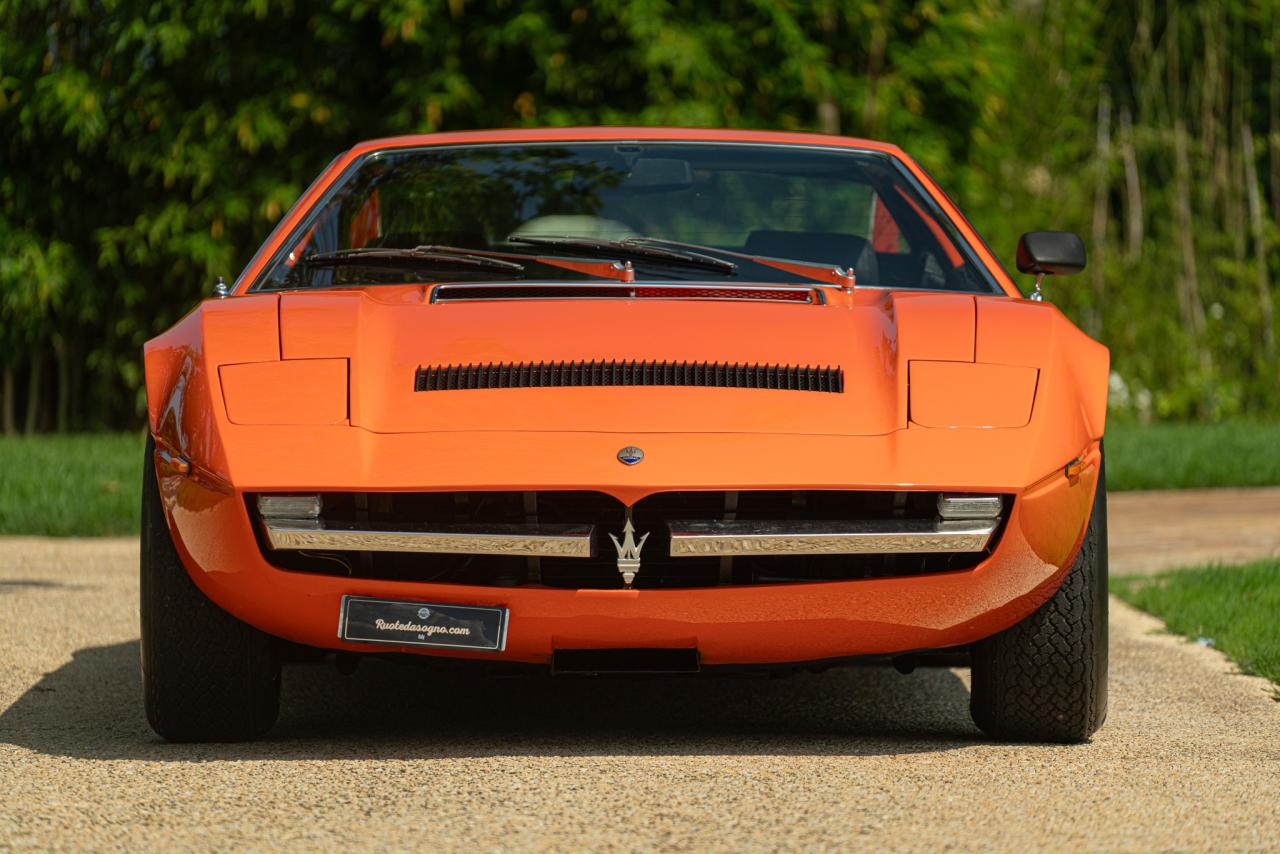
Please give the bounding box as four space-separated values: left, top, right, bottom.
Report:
344 127 906 159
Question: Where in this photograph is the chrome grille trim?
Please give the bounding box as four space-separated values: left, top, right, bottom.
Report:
666 519 998 556
263 520 595 558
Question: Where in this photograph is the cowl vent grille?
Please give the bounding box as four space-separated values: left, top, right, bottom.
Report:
414 360 844 393
430 283 821 303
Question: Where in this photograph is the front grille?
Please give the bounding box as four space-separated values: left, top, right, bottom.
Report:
414 360 844 393
253 489 1004 588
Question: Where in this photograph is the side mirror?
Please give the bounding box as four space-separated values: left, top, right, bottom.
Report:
1015 231 1085 301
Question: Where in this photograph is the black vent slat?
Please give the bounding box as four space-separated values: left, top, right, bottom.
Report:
415 360 843 394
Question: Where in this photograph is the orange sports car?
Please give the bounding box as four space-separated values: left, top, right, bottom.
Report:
141 127 1108 743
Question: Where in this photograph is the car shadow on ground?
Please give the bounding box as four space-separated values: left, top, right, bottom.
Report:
0 641 987 761
0 578 90 591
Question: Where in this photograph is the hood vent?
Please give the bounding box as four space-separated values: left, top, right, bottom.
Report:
431 283 821 303
415 360 844 393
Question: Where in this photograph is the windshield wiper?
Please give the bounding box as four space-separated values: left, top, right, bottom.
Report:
304 247 525 274
627 237 856 289
510 235 854 288
506 235 737 275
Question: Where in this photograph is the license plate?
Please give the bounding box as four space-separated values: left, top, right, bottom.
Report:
339 596 508 652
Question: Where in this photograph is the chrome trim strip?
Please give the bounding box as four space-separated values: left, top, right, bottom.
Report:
936 494 1003 520
667 519 998 556
263 520 595 558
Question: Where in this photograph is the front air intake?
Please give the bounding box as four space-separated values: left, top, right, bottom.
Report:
414 360 844 393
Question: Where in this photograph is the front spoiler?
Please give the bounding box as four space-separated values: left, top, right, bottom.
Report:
156 443 1101 666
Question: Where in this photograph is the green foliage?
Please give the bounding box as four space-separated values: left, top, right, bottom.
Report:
0 432 143 535
1 0 1278 428
1112 561 1280 692
1105 420 1280 489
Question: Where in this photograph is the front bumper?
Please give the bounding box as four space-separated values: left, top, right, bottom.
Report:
157 440 1100 666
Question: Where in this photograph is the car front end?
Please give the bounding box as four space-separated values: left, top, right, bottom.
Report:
141 128 1109 741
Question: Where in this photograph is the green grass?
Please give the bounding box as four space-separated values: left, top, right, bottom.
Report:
0 420 1277 536
1112 561 1280 693
1106 420 1280 490
0 432 144 536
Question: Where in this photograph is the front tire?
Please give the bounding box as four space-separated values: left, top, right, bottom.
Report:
969 452 1109 743
140 436 281 741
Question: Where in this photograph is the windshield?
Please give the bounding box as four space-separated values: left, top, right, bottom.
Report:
254 142 997 293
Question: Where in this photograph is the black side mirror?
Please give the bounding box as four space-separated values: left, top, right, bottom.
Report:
1016 231 1086 276
1015 231 1085 301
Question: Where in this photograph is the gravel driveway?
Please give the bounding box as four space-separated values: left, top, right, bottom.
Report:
1 523 1278 851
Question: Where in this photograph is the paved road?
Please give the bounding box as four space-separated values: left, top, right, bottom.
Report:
2 527 1279 851
1109 486 1280 574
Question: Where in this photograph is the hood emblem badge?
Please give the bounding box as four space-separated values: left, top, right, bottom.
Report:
617 445 644 465
609 508 649 588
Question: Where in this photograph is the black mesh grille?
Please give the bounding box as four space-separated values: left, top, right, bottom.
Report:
414 360 844 393
254 489 1005 588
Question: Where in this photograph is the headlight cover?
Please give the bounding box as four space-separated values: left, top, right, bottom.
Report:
908 361 1039 428
219 358 348 425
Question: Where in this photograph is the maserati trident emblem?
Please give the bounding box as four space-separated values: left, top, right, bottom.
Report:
609 508 650 588
617 445 644 465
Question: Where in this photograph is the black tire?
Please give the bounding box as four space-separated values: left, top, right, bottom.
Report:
140 436 281 741
969 451 1109 743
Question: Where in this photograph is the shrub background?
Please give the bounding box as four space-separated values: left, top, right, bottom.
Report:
3 0 1280 430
